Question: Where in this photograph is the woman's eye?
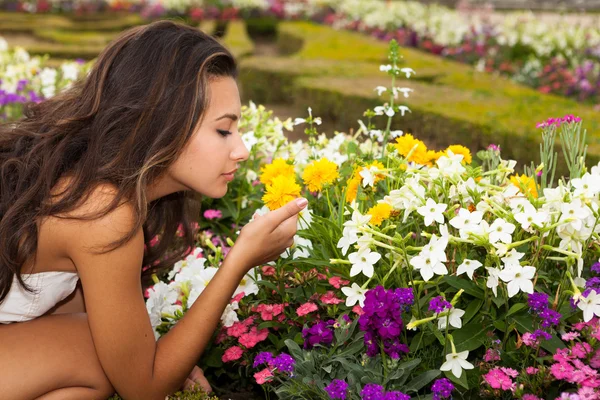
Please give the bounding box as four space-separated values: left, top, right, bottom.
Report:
217 129 232 137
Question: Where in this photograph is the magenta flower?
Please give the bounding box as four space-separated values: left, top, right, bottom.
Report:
203 209 223 219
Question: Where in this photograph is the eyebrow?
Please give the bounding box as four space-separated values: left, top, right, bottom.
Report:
215 113 239 122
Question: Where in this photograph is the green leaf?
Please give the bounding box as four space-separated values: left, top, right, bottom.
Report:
506 303 527 317
453 322 488 352
462 299 482 325
444 369 469 390
405 369 441 393
284 338 304 360
203 346 224 368
444 276 484 299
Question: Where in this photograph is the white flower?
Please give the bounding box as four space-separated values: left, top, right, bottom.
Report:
417 198 447 226
298 207 313 230
341 283 367 307
337 226 358 255
486 267 501 297
488 218 516 244
572 173 600 200
456 259 482 280
577 290 600 322
234 268 260 298
348 247 381 278
450 208 483 238
499 265 536 298
374 105 395 117
514 202 548 230
397 105 411 116
146 281 181 328
560 199 592 231
394 87 413 98
359 166 381 188
440 350 474 378
390 130 404 138
374 86 387 95
438 307 465 330
293 117 306 125
400 67 416 78
501 249 525 268
221 302 239 327
380 64 392 72
410 249 448 281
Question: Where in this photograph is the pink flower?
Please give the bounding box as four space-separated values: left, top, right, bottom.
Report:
572 343 592 359
501 368 519 378
254 304 284 321
554 348 574 363
262 265 276 276
562 332 581 341
296 302 318 317
149 235 160 247
254 368 273 385
484 348 500 362
329 276 350 289
232 292 245 303
590 350 600 369
522 332 537 347
484 368 514 390
239 327 269 349
352 305 364 315
577 387 598 400
226 322 249 338
526 367 539 375
203 209 223 219
320 291 344 305
222 346 244 362
523 395 542 400
551 362 575 380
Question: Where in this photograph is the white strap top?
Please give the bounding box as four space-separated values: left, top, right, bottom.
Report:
0 271 80 324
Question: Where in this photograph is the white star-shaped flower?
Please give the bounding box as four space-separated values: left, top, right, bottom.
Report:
341 283 368 307
438 307 466 330
456 259 482 280
499 265 536 298
417 198 447 226
400 67 416 78
488 218 515 244
577 290 600 322
486 267 501 297
440 350 474 378
348 247 381 278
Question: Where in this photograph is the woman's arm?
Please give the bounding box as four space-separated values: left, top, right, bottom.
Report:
64 186 304 400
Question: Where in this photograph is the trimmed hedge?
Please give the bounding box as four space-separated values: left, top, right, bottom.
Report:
235 21 600 169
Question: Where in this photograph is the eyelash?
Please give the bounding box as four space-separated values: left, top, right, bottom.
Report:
217 129 232 137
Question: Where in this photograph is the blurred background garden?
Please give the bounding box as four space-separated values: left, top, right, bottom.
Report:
2 0 600 167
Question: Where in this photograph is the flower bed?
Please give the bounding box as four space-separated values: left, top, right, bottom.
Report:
142 42 600 399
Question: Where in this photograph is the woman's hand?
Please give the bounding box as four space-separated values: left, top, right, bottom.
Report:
182 366 212 393
231 198 308 271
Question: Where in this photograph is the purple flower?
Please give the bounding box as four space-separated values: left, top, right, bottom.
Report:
324 379 349 400
532 329 552 342
487 144 501 152
253 352 274 368
528 292 549 313
396 288 414 307
383 391 410 400
428 296 452 313
272 353 295 373
591 262 600 274
361 383 384 400
359 286 410 359
586 277 600 291
203 209 223 219
539 308 561 328
431 378 454 400
302 320 335 349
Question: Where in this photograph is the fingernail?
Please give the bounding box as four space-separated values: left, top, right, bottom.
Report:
296 198 308 208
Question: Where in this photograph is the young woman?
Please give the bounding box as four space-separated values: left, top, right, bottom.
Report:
0 20 307 399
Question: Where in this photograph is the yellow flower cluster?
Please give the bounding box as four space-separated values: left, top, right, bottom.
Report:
262 175 301 210
344 161 386 203
302 158 339 192
260 158 295 186
394 134 472 166
367 203 393 226
510 174 538 198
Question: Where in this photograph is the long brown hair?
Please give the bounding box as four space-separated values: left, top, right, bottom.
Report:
0 20 237 303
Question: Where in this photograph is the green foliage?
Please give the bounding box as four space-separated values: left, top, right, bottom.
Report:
107 386 220 400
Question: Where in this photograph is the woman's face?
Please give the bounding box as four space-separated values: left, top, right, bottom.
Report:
153 76 249 200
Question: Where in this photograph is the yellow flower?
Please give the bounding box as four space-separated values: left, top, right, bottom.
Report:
302 158 339 192
345 174 361 203
394 134 434 165
510 174 538 198
262 175 301 210
445 145 472 164
367 203 393 226
260 158 296 186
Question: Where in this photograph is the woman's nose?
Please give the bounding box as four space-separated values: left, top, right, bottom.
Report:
231 136 250 162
